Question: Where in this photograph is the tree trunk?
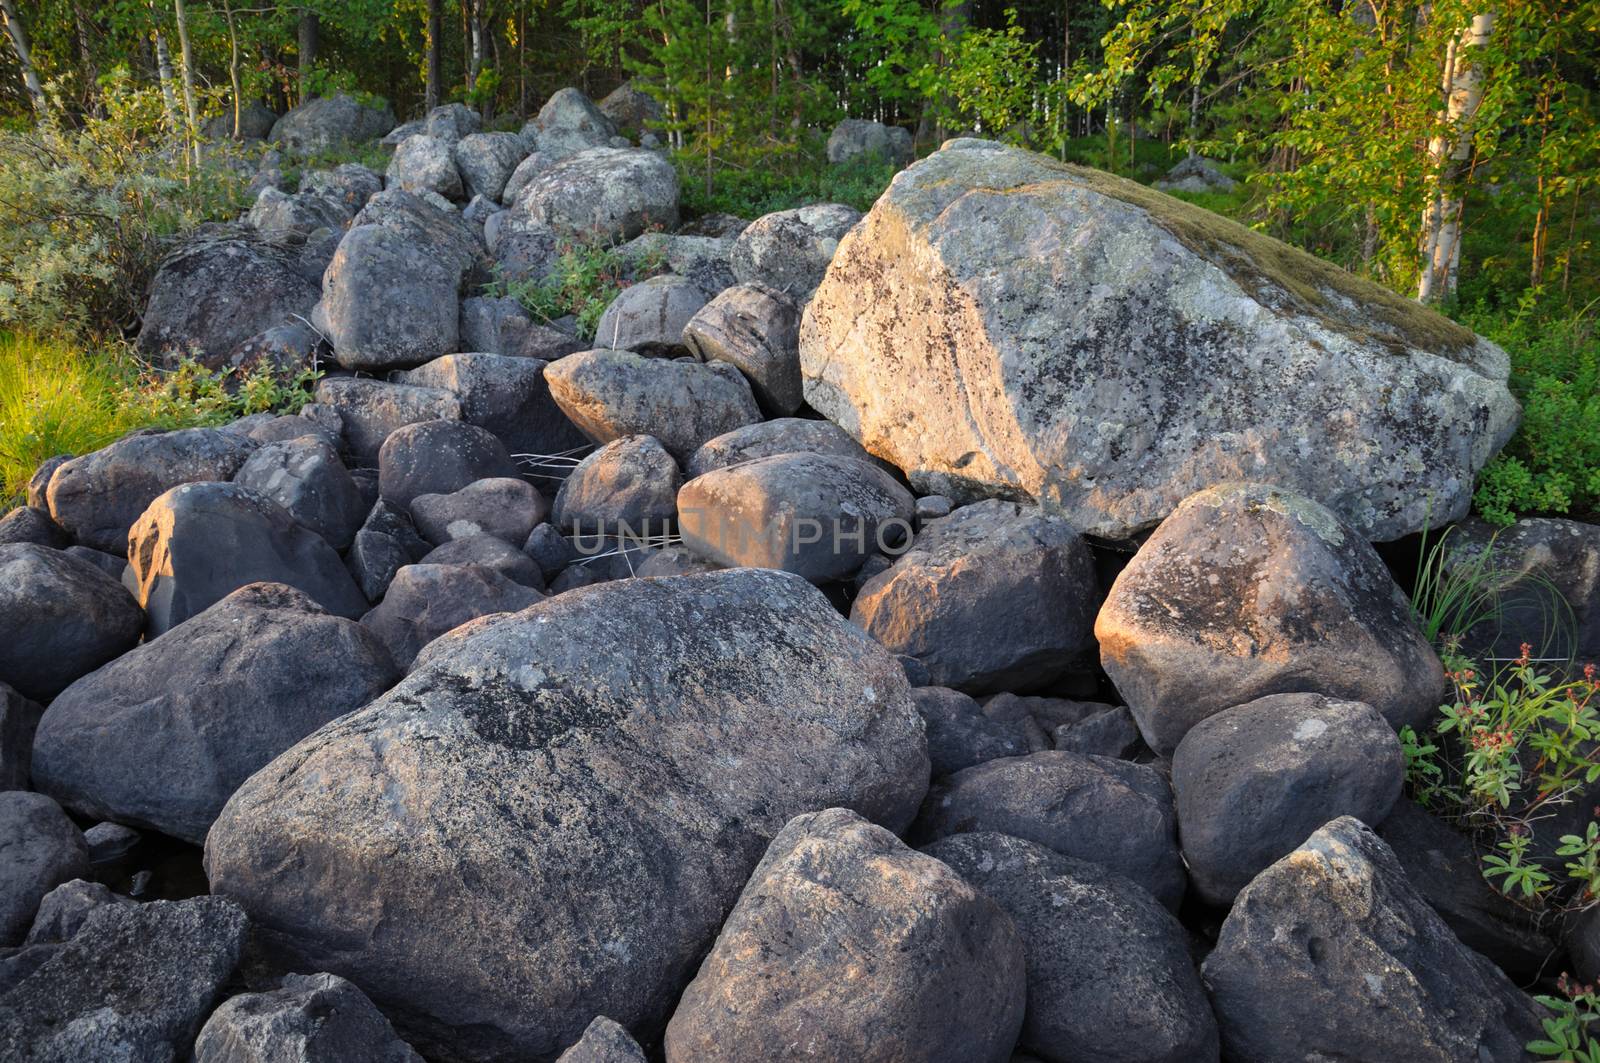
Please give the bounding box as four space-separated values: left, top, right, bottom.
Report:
223 0 243 137
73 3 102 116
468 0 484 114
0 0 48 119
150 3 181 140
298 9 320 103
426 0 443 111
172 0 201 165
1417 10 1494 304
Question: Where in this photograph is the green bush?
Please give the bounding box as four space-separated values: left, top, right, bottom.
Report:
487 240 667 341
675 149 898 219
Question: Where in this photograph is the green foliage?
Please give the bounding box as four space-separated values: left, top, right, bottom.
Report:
1532 974 1600 1061
920 10 1039 138
676 149 896 218
487 240 667 341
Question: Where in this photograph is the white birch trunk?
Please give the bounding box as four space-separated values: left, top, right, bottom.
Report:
1417 10 1494 303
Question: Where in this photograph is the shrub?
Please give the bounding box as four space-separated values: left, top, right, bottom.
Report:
487 240 667 341
675 149 897 219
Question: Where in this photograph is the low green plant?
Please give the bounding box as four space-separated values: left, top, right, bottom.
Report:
1532 973 1600 1062
675 149 897 219
487 240 667 341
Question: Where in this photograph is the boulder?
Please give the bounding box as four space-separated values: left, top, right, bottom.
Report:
556 1017 646 1063
924 831 1218 1063
731 203 860 298
458 295 533 354
313 378 462 466
410 477 549 546
24 879 136 946
1052 705 1145 759
386 134 464 199
523 522 578 581
360 563 544 668
0 505 67 547
597 80 664 136
798 140 1518 540
484 210 563 283
137 227 322 369
517 147 679 242
552 435 679 536
128 482 368 636
679 452 915 583
0 896 248 1062
593 275 707 355
270 92 396 152
247 186 349 237
499 152 552 208
1444 517 1600 664
346 499 431 601
664 808 1026 1063
300 163 384 215
454 132 527 202
419 535 545 589
681 282 802 413
204 569 928 1060
377 419 520 507
522 87 619 162
1203 817 1544 1063
852 499 1098 694
0 683 43 791
32 583 397 845
0 792 88 946
424 102 481 143
1096 482 1445 756
397 352 590 458
613 231 737 295
234 437 367 550
1153 155 1237 193
0 545 142 701
195 972 422 1063
826 118 913 166
349 188 490 284
224 319 325 376
203 100 279 141
321 223 461 370
45 426 256 554
914 686 1029 777
686 417 876 478
545 349 761 462
634 544 720 578
26 455 69 510
1171 692 1404 905
911 750 1186 910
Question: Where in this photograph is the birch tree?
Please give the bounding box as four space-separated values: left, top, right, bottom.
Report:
0 0 48 119
1417 10 1496 303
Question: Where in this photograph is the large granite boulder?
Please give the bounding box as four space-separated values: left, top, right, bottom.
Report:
1096 482 1444 756
321 223 462 370
376 419 520 507
681 282 802 414
516 147 679 243
593 275 706 356
312 378 462 466
731 203 860 298
233 437 367 551
454 132 529 203
597 80 664 136
204 569 929 1060
826 118 913 166
0 792 88 946
32 583 397 845
270 92 397 153
0 545 143 702
686 417 876 478
522 87 619 162
247 186 349 238
553 435 679 537
798 139 1519 541
386 134 464 200
348 188 489 284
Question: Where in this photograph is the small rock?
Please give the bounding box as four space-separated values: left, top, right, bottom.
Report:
552 436 679 537
346 499 431 602
523 522 577 581
234 437 367 550
556 1016 647 1062
82 822 142 875
411 477 549 546
313 378 462 466
1051 705 1145 759
24 879 135 946
195 971 422 1063
593 275 707 356
377 419 520 507
686 417 877 478
914 686 1029 777
419 534 545 588
0 506 67 548
361 563 545 670
0 792 88 946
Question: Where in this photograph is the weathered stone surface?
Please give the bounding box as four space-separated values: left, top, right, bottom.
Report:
0 896 248 1062
26 456 69 511
925 831 1218 1063
322 223 461 370
205 569 928 1061
1096 482 1445 756
313 378 462 466
419 535 545 589
0 506 66 548
424 103 482 143
912 750 1185 910
128 482 368 636
23 879 135 946
484 211 562 284
454 132 527 203
679 452 914 583
681 283 802 413
248 186 349 237
224 320 325 376
732 203 860 298
523 522 577 582
0 683 43 792
346 499 431 601
378 419 520 507
458 296 532 354
634 544 719 578
826 119 913 166
270 92 396 153
665 807 1026 1063
517 147 679 243
1172 692 1403 905
553 436 678 536
138 228 322 368
196 972 423 1063
0 792 88 946
0 545 142 701
545 349 761 462
33 583 396 845
387 134 464 199
234 437 367 550
1445 517 1600 664
555 1017 646 1063
46 427 256 554
1203 817 1543 1063
398 352 590 458
300 163 384 216
852 499 1097 694
1052 705 1145 759
597 81 664 136
349 188 489 284
1153 155 1236 193
914 686 1028 777
799 140 1518 540
360 563 544 668
686 417 875 478
593 275 706 355
522 88 618 162
614 232 736 295
204 100 279 141
411 478 549 546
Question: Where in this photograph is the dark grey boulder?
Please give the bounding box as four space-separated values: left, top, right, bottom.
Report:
552 435 679 536
32 583 397 845
545 349 761 463
1203 816 1544 1063
419 534 545 588
597 80 664 137
912 750 1186 910
853 499 1098 694
397 352 589 458
0 506 67 547
411 478 549 547
1097 483 1445 756
458 295 532 355
23 879 135 946
1052 705 1145 759
313 378 462 466
0 792 88 946
593 275 706 356
516 146 679 243
234 437 366 550
26 456 70 510
634 544 720 578
730 203 860 298
925 831 1218 1063
205 569 928 1060
195 972 423 1063
914 686 1028 777
0 896 249 1062
664 808 1026 1063
523 522 578 581
349 188 490 285
270 92 396 152
484 211 561 285
386 134 463 199
46 427 257 554
679 452 914 583
203 100 279 141
556 1017 646 1062
322 223 461 371
128 482 368 636
0 683 43 791
0 544 143 701
682 282 802 414
300 163 384 216
424 102 481 142
454 132 530 203
62 545 125 581
360 563 543 668
346 499 431 601
686 417 876 478
378 419 520 507
1172 692 1404 905
82 822 141 876
247 186 348 237
239 411 340 449
223 320 326 377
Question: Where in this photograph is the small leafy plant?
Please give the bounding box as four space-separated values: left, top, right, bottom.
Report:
487 239 667 342
1532 974 1600 1062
